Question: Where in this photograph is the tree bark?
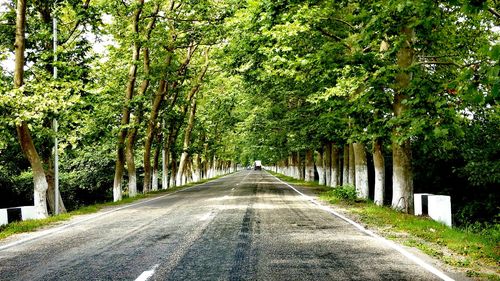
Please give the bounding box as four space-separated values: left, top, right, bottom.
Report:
348 143 355 185
331 145 340 187
298 152 304 180
13 0 48 218
170 151 178 187
152 139 161 191
46 172 67 214
125 136 137 197
304 150 314 182
323 144 331 186
315 150 324 185
124 4 158 197
353 143 368 199
176 97 197 186
192 154 201 182
342 144 349 186
113 0 144 202
373 140 385 206
144 43 196 192
391 26 414 213
161 121 168 189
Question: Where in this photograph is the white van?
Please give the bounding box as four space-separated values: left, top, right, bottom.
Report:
254 160 262 170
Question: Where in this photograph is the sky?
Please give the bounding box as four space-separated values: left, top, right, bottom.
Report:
0 0 114 74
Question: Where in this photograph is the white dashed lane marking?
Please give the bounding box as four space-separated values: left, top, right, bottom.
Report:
134 264 159 281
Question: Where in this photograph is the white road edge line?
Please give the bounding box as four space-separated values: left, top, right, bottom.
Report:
0 172 241 251
135 264 159 281
267 171 455 281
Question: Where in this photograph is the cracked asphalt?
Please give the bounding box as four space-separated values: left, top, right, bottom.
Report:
0 170 454 280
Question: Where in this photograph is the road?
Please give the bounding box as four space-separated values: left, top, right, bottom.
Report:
0 170 455 281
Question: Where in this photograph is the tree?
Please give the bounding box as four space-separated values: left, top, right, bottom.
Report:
12 0 49 218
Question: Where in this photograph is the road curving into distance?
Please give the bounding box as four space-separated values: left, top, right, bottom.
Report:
0 170 462 281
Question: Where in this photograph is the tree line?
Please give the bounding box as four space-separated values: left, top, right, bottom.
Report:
0 0 498 228
224 0 499 226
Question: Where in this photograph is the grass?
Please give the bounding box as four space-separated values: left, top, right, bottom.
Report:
268 171 500 280
0 174 227 241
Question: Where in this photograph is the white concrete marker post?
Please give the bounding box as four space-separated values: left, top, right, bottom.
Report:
0 209 8 226
428 195 452 227
21 206 44 220
414 193 432 216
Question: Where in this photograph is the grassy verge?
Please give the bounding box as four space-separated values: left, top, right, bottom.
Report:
268 171 500 281
0 175 227 241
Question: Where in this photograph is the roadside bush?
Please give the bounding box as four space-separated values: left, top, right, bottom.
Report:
326 185 357 202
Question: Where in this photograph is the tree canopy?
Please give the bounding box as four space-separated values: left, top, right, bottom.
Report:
0 0 498 227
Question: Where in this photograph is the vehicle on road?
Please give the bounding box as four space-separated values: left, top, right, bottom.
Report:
254 160 262 170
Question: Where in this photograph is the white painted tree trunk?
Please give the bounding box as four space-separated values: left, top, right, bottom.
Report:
353 143 369 199
128 172 137 197
323 144 331 187
299 152 306 180
152 169 158 191
192 154 201 182
304 150 314 182
162 146 167 189
348 143 355 185
315 150 325 185
392 140 413 212
113 178 122 202
342 145 349 186
391 26 414 213
34 173 49 218
176 151 188 186
373 141 385 206
291 153 298 179
331 146 340 187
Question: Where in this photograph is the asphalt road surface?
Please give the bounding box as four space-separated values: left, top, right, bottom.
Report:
0 170 456 281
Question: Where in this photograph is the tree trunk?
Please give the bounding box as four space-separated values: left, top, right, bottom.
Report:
13 0 48 218
315 150 325 185
162 123 168 189
192 154 201 182
391 26 414 213
298 152 305 180
177 97 197 186
144 43 198 192
152 141 161 191
44 158 67 214
353 143 369 199
46 174 67 214
373 140 385 206
113 0 144 201
16 123 49 218
170 151 178 187
125 134 137 197
323 144 331 186
124 7 157 197
348 143 355 185
304 150 314 182
143 82 166 193
331 145 340 187
342 145 349 186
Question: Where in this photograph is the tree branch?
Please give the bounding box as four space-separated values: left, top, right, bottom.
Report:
417 60 462 67
316 28 352 51
488 7 500 19
332 18 355 30
59 0 91 46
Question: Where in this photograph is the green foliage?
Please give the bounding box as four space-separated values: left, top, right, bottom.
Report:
322 185 357 202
